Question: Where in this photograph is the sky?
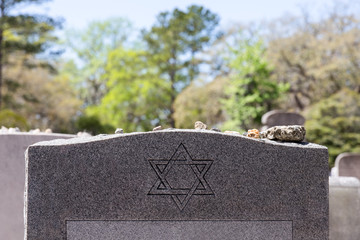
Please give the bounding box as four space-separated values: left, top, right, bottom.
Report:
20 0 333 31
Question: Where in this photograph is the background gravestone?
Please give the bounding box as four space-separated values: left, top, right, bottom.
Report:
25 130 328 240
329 176 360 240
333 153 360 180
0 133 75 240
261 110 305 130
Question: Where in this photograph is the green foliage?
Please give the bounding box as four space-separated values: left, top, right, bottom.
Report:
267 8 360 110
65 17 133 106
0 0 61 109
75 115 114 135
2 55 82 133
222 35 288 131
0 109 28 130
142 5 220 126
86 48 170 132
173 77 228 129
305 88 360 168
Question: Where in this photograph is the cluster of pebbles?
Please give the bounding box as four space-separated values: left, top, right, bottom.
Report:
2 121 305 142
0 126 92 137
0 126 53 134
148 121 306 142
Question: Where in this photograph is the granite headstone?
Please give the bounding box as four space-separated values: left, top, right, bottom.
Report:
333 153 360 179
0 132 75 240
25 130 329 240
261 110 305 130
329 176 360 240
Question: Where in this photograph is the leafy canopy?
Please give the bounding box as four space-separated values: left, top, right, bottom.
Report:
222 33 288 131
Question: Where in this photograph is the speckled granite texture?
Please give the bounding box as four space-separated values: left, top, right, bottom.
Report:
25 130 329 240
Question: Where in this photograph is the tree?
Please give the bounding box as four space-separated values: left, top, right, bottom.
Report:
142 5 220 127
305 88 360 168
222 33 288 132
3 55 82 132
266 4 360 110
0 0 60 109
65 17 132 106
86 48 170 132
173 77 228 129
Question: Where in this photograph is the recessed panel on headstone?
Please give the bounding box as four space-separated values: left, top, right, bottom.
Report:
67 220 293 240
25 130 329 240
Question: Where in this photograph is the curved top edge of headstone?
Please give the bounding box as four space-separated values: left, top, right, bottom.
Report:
0 132 75 137
329 176 360 187
28 129 327 150
335 152 360 167
261 110 285 124
261 110 305 125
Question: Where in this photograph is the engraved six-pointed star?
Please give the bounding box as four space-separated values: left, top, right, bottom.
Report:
148 143 214 210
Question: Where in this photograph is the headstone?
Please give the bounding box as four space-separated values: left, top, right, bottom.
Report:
25 130 329 240
334 153 360 179
261 110 305 129
0 132 75 240
329 177 360 240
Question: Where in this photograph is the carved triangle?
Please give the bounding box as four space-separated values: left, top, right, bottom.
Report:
158 182 166 189
196 181 206 190
196 164 206 172
156 164 166 173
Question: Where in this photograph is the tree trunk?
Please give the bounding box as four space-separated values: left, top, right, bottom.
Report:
169 70 176 128
0 0 4 110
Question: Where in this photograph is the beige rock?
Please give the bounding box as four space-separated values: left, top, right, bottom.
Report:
194 121 207 130
265 125 306 142
30 129 41 134
152 126 162 131
45 128 52 133
247 129 260 139
224 131 240 134
77 131 92 137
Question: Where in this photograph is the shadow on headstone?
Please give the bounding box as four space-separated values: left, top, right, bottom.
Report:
261 110 305 130
0 132 75 240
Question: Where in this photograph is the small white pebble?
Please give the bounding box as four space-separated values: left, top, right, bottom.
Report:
115 128 124 134
153 126 162 131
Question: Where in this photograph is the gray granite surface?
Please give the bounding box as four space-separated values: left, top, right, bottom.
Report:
25 130 328 240
334 153 360 179
329 176 360 240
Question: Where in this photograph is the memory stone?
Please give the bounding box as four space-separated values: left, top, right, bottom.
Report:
25 130 329 240
0 132 75 240
334 153 360 180
329 177 360 240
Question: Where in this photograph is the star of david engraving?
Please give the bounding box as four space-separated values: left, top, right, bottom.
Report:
148 143 214 210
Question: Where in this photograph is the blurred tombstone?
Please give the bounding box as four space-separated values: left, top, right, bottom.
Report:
261 110 305 130
329 176 360 240
0 132 75 240
332 153 360 179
